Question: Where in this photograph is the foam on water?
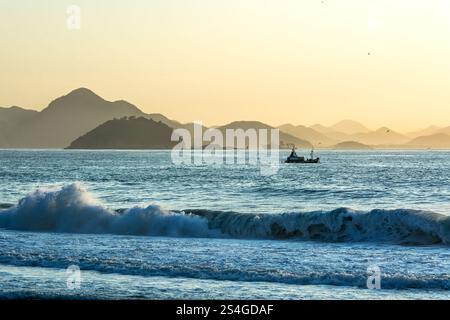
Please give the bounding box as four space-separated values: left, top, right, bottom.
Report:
0 183 219 238
188 208 450 245
0 183 449 245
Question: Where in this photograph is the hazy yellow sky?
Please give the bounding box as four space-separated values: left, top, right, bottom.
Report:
1 0 450 131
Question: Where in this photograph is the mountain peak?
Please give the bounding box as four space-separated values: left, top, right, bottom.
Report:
375 126 396 133
69 87 95 94
65 87 103 100
376 126 390 131
41 88 107 114
330 120 371 134
221 120 273 129
8 105 23 110
0 105 35 112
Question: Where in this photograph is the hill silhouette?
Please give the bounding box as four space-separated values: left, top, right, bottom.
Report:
218 121 312 149
0 106 38 125
349 127 409 145
407 133 450 148
332 141 373 150
0 88 188 148
309 124 351 141
0 106 38 147
1 88 147 148
67 117 178 149
329 120 371 135
406 125 441 139
437 126 450 136
278 124 337 147
2 88 450 149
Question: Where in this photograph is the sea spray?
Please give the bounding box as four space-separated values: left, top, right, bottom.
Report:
1 183 449 245
0 183 220 238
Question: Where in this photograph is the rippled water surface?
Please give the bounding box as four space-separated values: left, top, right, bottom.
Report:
0 150 449 299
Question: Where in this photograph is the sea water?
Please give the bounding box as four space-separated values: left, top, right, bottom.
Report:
0 150 449 299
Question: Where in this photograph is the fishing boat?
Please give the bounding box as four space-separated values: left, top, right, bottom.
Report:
285 147 320 164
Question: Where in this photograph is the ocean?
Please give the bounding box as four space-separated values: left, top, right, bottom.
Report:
0 149 449 299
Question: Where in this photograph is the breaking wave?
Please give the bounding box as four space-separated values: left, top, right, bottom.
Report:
0 183 449 245
0 183 220 238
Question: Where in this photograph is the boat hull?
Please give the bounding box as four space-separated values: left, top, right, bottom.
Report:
285 157 320 164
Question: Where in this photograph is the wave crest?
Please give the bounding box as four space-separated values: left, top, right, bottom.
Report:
188 208 450 245
0 183 219 238
1 183 449 245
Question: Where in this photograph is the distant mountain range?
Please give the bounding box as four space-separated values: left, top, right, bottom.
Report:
219 121 311 149
348 127 410 145
285 123 450 149
1 88 144 148
278 124 338 146
67 118 311 150
327 120 371 135
405 126 441 139
0 88 189 148
407 133 450 148
1 88 450 149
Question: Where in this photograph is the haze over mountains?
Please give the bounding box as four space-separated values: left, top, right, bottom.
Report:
407 133 450 148
0 106 38 141
332 141 373 150
348 127 410 146
1 89 143 148
327 120 371 135
218 121 311 149
283 121 450 148
0 88 185 148
278 124 338 147
0 106 38 126
1 88 450 149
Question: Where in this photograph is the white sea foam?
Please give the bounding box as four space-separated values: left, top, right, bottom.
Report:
0 183 219 238
1 183 449 245
190 208 450 245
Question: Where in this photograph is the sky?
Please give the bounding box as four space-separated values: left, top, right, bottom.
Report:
1 0 450 132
